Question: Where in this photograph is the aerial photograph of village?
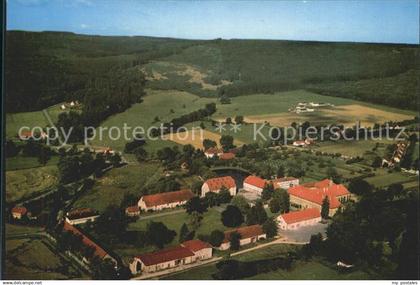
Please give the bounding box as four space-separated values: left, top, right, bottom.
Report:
1 0 419 283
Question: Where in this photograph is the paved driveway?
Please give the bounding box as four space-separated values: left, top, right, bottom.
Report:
278 222 329 243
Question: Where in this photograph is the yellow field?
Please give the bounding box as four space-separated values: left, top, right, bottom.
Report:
245 104 413 127
162 128 244 149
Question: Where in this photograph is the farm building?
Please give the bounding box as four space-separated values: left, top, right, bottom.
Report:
277 208 321 230
63 222 117 264
288 179 351 216
11 206 27 219
219 225 266 251
65 208 100 225
204 147 223 158
138 189 195 212
125 206 140 217
129 240 212 274
201 176 236 197
271 177 299 190
243 175 267 195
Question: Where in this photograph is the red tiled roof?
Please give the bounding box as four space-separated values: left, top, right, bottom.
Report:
126 206 140 213
142 189 194 207
244 175 267 189
205 147 222 154
63 222 109 259
181 240 212 252
288 179 350 209
67 208 98 220
204 176 236 191
137 246 195 266
12 206 27 215
279 208 321 224
223 225 264 243
219 152 235 160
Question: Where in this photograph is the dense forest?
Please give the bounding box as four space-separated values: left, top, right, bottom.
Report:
6 31 419 114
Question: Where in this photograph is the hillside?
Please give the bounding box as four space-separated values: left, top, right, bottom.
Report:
5 31 419 113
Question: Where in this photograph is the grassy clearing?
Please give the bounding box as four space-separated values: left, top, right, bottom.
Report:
162 128 244 149
73 162 163 212
5 238 83 280
5 165 59 203
91 89 215 152
5 223 43 237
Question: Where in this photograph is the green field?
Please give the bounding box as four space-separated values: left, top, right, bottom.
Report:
365 168 418 188
73 162 164 212
6 155 59 171
127 207 227 241
5 165 59 203
5 103 70 139
5 238 85 280
91 89 215 152
166 244 372 280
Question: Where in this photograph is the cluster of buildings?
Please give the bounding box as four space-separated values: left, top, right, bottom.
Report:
129 224 266 275
277 179 351 230
292 138 314 147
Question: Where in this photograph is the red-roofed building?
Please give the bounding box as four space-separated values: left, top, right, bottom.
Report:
125 206 140 217
277 208 321 230
243 175 267 195
219 225 266 251
63 222 116 264
181 240 212 261
138 189 194 212
65 208 99 225
201 176 236 197
271 177 300 190
129 240 213 275
11 206 27 219
288 179 352 216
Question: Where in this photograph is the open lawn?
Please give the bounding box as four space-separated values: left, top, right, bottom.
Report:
91 89 215 152
73 162 163 212
5 223 44 237
5 103 71 139
6 165 59 203
5 238 84 280
162 128 244 149
365 169 418 189
166 244 372 280
245 104 413 128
